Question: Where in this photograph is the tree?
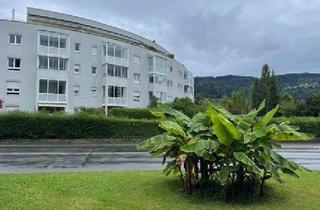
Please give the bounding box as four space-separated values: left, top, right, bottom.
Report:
220 89 251 114
171 97 197 117
251 64 280 114
305 92 320 116
279 92 296 116
148 95 158 108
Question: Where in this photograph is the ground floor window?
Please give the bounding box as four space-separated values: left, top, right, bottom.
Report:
38 106 65 113
108 86 126 98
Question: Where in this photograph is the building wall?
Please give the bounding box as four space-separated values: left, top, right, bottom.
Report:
0 9 194 113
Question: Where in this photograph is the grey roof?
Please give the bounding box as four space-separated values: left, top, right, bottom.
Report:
27 7 171 55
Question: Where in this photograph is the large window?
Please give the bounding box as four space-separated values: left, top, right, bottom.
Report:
149 74 166 85
75 43 80 52
39 79 66 94
6 81 20 95
106 43 128 59
9 34 22 45
8 57 21 71
133 73 141 84
38 56 68 71
39 32 67 48
108 86 126 98
107 64 128 78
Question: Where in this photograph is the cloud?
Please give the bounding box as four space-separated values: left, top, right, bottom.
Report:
0 0 320 76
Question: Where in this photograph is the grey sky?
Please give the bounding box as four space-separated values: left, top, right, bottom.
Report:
1 0 320 76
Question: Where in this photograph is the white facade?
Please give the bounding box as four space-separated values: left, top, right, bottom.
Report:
0 8 194 113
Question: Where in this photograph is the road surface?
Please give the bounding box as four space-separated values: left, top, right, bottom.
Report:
0 143 319 173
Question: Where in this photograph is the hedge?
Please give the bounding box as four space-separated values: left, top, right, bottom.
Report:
109 108 156 120
0 112 162 140
273 117 320 138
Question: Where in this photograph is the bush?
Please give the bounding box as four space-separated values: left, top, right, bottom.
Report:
0 111 162 140
138 102 313 200
78 107 106 117
273 117 320 138
171 97 197 117
109 108 156 120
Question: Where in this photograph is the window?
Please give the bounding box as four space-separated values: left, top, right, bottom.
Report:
108 86 126 98
49 36 59 48
39 56 48 69
106 43 127 59
91 87 97 97
49 57 59 70
149 75 154 83
92 67 97 75
148 56 153 71
102 85 106 98
74 64 80 73
107 64 128 78
133 55 141 64
73 86 80 96
8 58 21 71
39 80 66 95
149 74 166 85
6 81 20 95
167 80 173 87
38 56 68 71
133 91 140 102
92 46 98 56
39 80 48 93
133 73 141 84
75 43 80 52
103 45 107 56
59 38 66 48
40 35 49 46
170 66 173 72
9 34 22 45
39 33 67 48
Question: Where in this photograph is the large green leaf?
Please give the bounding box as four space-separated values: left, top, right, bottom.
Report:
218 165 230 184
153 103 191 126
137 133 175 150
233 152 260 173
181 140 219 153
159 120 186 137
255 105 279 128
237 100 265 133
207 107 240 146
244 124 276 143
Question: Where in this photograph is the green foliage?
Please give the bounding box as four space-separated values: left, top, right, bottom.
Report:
0 99 3 109
273 117 320 138
138 101 313 200
148 95 158 108
251 65 280 113
171 97 197 117
109 108 156 119
78 107 106 117
279 92 296 116
0 111 161 140
305 92 320 116
220 88 251 114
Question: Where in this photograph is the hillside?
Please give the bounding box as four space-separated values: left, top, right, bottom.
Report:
195 73 320 99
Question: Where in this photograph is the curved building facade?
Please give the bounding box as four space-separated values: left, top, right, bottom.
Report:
0 8 194 112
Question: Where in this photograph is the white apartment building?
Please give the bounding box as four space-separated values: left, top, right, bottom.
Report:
0 8 194 113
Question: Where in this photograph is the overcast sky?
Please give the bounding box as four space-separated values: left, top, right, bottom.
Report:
1 0 320 77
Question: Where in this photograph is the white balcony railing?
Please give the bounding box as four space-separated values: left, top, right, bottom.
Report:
107 97 127 106
38 93 67 103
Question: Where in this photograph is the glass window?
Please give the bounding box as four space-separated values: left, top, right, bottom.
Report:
49 80 58 94
92 67 97 75
49 36 59 48
108 86 114 97
133 73 141 83
115 45 122 58
149 76 154 83
74 64 80 73
9 34 15 44
40 35 49 46
9 34 22 44
121 67 128 78
39 56 48 69
115 66 121 77
107 43 114 56
39 80 47 93
58 81 66 94
8 58 21 70
107 64 114 76
59 38 66 48
16 35 22 44
8 58 14 68
59 58 67 71
103 45 107 56
49 57 59 70
75 43 80 52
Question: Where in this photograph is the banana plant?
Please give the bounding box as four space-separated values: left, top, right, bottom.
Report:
137 101 314 199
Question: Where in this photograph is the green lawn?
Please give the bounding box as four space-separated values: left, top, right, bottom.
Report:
0 170 319 210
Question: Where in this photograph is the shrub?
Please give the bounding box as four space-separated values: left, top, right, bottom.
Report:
273 117 320 138
138 101 313 200
0 111 161 140
171 97 197 117
109 108 156 120
78 107 106 117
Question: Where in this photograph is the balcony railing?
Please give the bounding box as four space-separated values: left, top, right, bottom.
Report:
107 97 127 106
38 93 67 103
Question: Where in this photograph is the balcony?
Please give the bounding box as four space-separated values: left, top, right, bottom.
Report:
38 93 67 103
107 97 127 106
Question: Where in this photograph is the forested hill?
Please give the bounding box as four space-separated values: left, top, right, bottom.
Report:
194 73 320 99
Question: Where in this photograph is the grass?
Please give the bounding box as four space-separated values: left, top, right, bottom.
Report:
0 171 319 210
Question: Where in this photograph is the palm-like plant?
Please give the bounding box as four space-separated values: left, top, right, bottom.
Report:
137 101 313 199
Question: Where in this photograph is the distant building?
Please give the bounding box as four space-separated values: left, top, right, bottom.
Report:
0 8 194 112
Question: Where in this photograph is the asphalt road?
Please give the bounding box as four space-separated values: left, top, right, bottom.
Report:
0 143 319 173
